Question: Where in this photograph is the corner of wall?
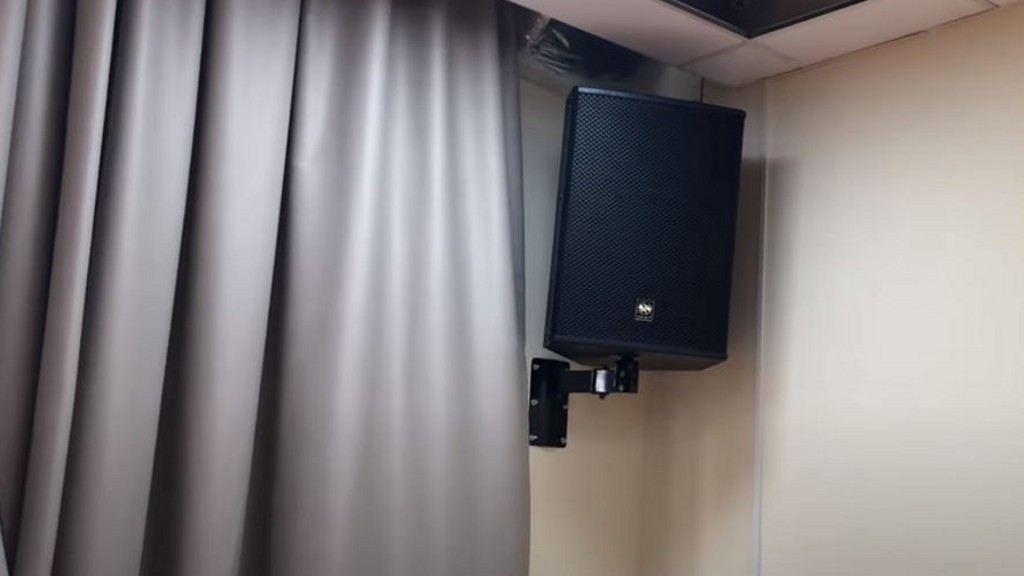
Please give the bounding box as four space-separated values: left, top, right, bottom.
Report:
636 79 767 576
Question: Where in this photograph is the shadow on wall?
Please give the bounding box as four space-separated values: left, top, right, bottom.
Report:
522 76 649 576
637 156 766 576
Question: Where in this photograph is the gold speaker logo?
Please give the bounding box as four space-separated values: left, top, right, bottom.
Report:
635 299 655 322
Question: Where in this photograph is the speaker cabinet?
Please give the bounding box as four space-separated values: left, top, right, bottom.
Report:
544 87 746 370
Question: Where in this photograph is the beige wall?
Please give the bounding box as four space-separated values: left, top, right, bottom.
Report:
760 4 1024 576
525 4 1024 575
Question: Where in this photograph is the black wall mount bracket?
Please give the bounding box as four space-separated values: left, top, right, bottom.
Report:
528 356 639 448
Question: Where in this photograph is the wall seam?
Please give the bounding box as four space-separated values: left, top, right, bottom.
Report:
750 79 770 576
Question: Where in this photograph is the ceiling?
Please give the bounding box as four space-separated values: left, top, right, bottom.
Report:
509 0 1019 86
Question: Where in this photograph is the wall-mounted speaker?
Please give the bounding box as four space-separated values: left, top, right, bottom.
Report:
544 87 745 370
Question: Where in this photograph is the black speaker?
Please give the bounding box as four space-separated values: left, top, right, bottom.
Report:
544 87 745 370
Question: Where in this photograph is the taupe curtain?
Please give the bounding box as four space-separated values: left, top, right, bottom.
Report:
0 0 528 575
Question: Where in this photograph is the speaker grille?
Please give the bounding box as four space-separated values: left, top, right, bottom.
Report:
545 88 745 369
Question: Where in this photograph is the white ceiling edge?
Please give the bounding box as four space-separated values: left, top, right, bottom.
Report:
513 0 1017 88
756 0 991 68
691 0 994 86
686 43 802 88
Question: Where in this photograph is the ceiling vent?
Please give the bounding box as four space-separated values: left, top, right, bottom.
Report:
660 0 869 37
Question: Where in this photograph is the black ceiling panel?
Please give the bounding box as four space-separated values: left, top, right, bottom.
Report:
661 0 869 38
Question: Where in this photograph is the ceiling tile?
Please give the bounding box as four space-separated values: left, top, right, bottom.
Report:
757 0 991 66
685 42 802 87
510 0 744 66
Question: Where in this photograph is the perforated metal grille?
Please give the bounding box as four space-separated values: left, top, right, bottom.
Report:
546 89 744 364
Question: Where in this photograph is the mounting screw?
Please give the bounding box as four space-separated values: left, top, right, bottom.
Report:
532 363 540 371
530 399 539 407
560 437 567 445
529 434 538 442
562 403 568 410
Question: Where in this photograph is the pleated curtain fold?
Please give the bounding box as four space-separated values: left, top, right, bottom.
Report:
0 0 528 575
